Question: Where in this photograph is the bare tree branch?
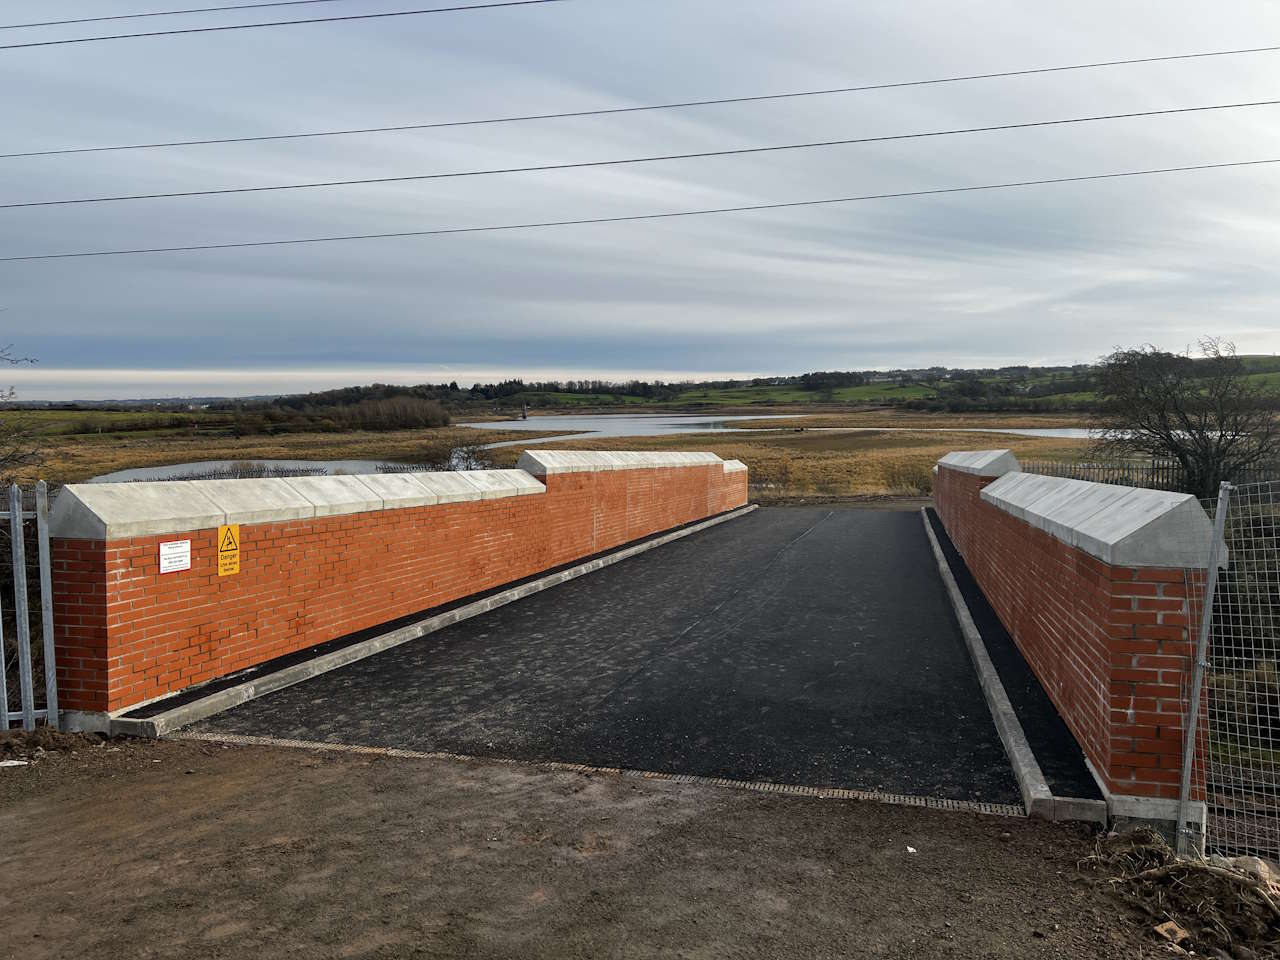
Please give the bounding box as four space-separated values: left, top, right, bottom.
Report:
1091 338 1280 497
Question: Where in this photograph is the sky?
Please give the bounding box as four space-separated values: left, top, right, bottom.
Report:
3 0 1280 400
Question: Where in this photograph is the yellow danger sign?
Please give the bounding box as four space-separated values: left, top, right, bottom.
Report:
217 524 240 577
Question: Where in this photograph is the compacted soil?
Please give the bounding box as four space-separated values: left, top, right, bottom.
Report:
0 736 1167 959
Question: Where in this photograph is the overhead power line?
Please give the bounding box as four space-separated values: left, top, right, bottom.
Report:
4 98 1275 211
0 0 568 50
6 43 1278 160
0 0 352 31
3 157 1276 263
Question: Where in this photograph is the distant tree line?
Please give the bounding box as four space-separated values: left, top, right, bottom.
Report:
214 387 451 435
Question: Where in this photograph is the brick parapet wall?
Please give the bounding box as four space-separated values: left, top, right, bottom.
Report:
52 458 748 715
935 462 1203 802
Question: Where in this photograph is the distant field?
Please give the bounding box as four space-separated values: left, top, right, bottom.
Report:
1243 371 1280 390
674 382 935 405
730 410 1091 430
12 408 231 437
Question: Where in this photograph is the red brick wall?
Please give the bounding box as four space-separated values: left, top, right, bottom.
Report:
53 464 748 715
936 465 1198 801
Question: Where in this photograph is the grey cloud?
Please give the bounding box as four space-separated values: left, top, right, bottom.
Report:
3 0 1280 397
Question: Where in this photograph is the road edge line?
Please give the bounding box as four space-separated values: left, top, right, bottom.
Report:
112 503 759 738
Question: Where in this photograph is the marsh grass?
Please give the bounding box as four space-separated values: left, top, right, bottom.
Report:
34 426 560 484
486 428 1089 499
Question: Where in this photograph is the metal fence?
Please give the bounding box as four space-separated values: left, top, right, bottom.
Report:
1021 459 1280 494
1180 480 1280 862
1020 458 1188 491
1 481 58 731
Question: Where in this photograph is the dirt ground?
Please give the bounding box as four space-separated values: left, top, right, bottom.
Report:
0 736 1182 960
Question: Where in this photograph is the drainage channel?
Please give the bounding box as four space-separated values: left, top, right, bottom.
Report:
180 730 1028 818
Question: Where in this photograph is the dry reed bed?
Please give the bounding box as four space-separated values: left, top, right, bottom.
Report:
488 429 1089 497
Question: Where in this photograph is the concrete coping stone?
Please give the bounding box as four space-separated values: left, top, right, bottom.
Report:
283 474 383 517
937 449 1021 477
355 473 438 509
516 449 724 475
460 469 546 499
187 477 316 527
48 481 227 540
514 451 597 474
981 472 1223 568
978 473 1075 523
722 460 748 474
412 472 482 504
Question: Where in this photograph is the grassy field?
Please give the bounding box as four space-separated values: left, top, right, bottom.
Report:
663 382 936 405
726 410 1090 430
9 408 233 437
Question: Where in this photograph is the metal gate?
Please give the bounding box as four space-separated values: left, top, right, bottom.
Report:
1 481 58 731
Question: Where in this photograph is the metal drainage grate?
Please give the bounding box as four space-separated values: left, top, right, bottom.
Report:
179 731 1027 819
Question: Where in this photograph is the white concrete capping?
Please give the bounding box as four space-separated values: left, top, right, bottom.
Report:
981 472 1223 568
461 469 546 499
48 481 227 540
515 451 595 474
355 473 438 509
283 475 384 518
612 452 650 469
722 460 748 474
516 449 724 475
187 477 316 527
936 449 1021 477
978 473 1071 522
412 472 482 504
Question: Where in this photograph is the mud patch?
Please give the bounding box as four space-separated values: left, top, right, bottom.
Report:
0 737 1163 959
0 727 105 759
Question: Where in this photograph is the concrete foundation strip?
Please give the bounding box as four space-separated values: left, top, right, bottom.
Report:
111 504 759 738
177 730 1027 819
919 508 1107 824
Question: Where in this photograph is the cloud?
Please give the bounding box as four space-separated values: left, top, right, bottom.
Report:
2 0 1280 398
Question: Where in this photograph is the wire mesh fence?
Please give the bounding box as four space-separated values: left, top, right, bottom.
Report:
1021 459 1280 493
1189 481 1280 863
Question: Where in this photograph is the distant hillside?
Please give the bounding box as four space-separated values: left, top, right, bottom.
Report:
26 354 1279 415
211 355 1280 415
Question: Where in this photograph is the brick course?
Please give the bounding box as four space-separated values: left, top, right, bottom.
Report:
53 462 748 715
935 464 1200 801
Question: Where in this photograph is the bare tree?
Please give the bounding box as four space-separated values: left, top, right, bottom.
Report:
0 343 41 481
1092 338 1280 498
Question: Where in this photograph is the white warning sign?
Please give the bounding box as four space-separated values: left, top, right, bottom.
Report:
159 539 191 575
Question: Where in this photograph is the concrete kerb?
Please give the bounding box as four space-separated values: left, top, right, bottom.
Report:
919 508 1107 824
108 504 760 738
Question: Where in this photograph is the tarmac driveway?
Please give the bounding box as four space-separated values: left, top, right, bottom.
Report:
193 505 1020 804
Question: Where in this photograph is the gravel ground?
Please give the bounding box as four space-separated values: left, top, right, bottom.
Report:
0 736 1166 960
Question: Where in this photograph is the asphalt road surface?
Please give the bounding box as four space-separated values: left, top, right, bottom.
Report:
194 505 1021 803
